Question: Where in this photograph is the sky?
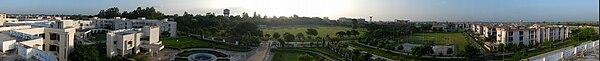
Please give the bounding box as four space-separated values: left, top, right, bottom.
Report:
0 0 598 22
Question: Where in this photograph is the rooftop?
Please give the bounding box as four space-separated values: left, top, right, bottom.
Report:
0 33 16 41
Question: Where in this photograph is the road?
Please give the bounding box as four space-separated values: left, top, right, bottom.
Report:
463 32 488 59
248 41 271 61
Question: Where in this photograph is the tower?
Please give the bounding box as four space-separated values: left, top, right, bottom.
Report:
369 16 372 22
223 9 230 17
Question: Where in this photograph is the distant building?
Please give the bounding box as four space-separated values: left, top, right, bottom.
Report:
88 17 177 37
223 9 230 16
337 17 367 26
431 24 448 32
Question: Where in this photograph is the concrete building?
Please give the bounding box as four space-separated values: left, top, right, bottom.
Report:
337 17 367 26
0 20 76 61
106 26 163 58
471 24 570 47
495 25 569 46
106 29 143 57
90 17 177 37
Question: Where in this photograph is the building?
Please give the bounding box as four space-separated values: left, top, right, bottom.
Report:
223 9 230 16
106 29 143 57
106 26 163 58
0 20 76 61
471 24 570 47
431 24 448 32
337 17 367 26
90 17 177 37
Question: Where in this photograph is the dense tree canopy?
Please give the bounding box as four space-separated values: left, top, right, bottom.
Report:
306 29 319 36
96 7 165 19
69 44 101 61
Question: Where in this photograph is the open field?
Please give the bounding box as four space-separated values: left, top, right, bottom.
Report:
398 32 470 50
161 36 252 52
270 49 331 61
262 25 365 38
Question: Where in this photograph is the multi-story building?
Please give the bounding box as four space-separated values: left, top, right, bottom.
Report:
90 17 177 37
471 24 569 46
0 20 76 61
106 26 163 58
106 28 142 57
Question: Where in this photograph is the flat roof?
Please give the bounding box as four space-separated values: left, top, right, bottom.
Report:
0 33 16 41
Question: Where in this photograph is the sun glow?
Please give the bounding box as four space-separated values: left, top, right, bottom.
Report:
211 0 354 17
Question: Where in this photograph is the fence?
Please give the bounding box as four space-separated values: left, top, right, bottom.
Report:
527 40 599 61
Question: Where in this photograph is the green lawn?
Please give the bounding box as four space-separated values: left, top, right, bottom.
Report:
399 32 470 50
270 49 330 61
262 25 365 39
161 36 252 52
299 48 344 61
348 43 414 61
89 33 106 42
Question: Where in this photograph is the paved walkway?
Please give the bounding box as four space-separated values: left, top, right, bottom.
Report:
248 41 271 61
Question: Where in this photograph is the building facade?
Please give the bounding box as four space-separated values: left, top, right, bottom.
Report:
0 20 76 61
471 24 569 46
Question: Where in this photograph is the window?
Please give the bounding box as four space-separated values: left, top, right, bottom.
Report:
508 31 513 36
519 31 524 35
50 45 58 51
519 36 523 40
508 37 513 42
50 33 59 41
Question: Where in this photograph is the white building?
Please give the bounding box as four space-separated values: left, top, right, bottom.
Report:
496 25 569 46
90 17 177 37
471 24 570 46
0 20 76 61
106 26 163 58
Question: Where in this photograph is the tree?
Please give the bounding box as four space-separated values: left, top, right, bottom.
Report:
411 45 434 57
463 45 480 59
351 19 358 29
97 7 121 18
351 30 360 36
298 54 314 61
447 48 454 55
306 29 319 36
336 31 346 37
346 30 353 36
283 32 295 41
297 33 305 39
497 44 505 52
396 45 404 51
264 34 271 37
273 32 281 39
69 44 101 61
230 22 262 36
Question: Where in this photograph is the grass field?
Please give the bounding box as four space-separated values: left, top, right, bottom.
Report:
398 32 470 50
161 36 252 52
299 48 344 61
262 25 365 38
270 49 328 61
89 33 106 42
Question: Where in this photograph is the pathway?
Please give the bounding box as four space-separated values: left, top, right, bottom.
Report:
463 32 488 59
248 41 271 61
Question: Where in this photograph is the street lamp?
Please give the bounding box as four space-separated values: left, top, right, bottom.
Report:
177 40 180 49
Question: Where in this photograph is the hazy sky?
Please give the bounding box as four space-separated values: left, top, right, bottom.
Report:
0 0 598 22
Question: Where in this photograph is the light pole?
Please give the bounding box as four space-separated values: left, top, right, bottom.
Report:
177 40 180 50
